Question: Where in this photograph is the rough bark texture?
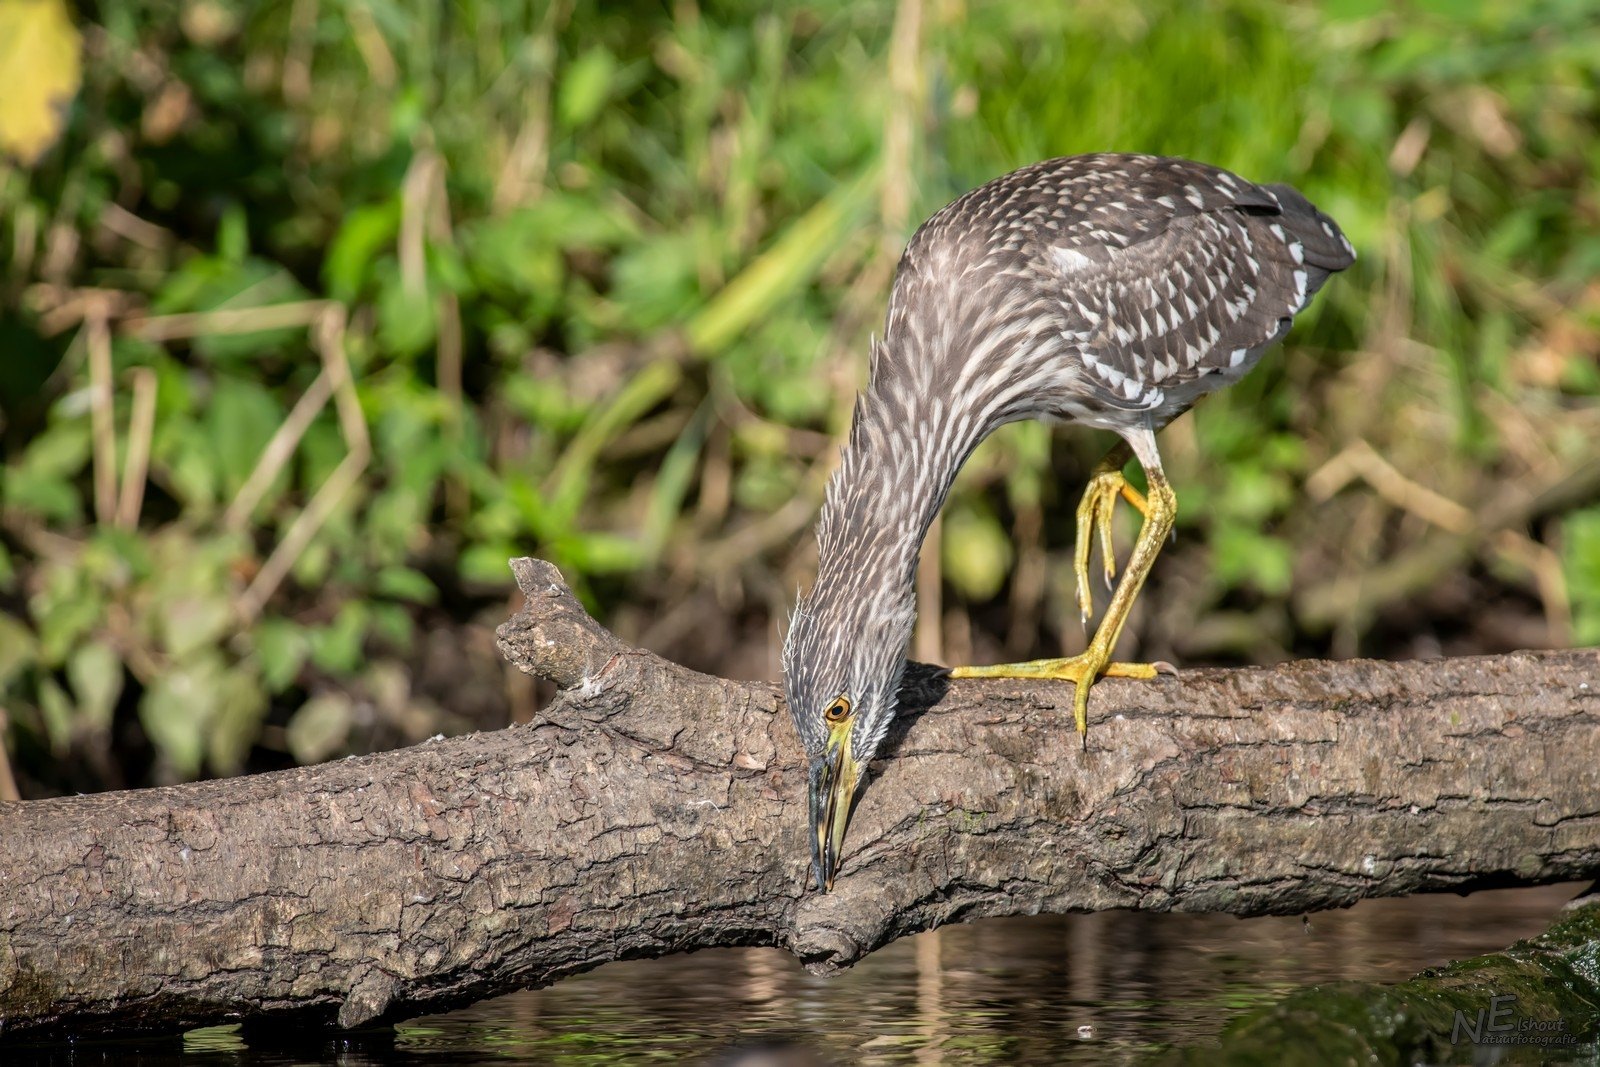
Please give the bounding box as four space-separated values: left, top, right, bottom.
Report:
2 557 1597 1040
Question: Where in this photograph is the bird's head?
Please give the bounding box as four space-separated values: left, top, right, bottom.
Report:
782 583 915 892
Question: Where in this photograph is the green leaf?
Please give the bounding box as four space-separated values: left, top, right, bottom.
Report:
941 508 1014 602
159 422 219 513
286 692 352 765
1212 527 1295 597
17 414 90 477
160 594 234 659
32 564 101 666
139 653 224 779
253 617 310 693
459 543 520 586
217 202 249 261
309 601 368 675
37 675 73 752
609 231 700 333
290 537 332 587
366 487 428 563
1220 466 1291 523
641 405 709 558
460 210 565 326
733 456 797 513
296 418 350 500
66 640 122 733
81 525 151 587
368 602 414 650
325 202 400 302
376 268 437 358
6 417 91 523
1562 508 1600 645
375 565 436 604
562 532 645 574
208 665 267 775
206 377 284 498
426 241 472 295
557 47 616 128
152 256 308 363
0 612 38 691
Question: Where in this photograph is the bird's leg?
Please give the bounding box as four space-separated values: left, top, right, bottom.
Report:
952 430 1177 741
1073 441 1148 626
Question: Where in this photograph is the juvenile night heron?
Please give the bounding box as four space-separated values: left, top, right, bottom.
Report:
782 153 1355 891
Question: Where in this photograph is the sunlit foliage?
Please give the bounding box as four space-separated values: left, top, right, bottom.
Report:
1 0 1597 793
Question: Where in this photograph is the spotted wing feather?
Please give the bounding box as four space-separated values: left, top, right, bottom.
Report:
1010 155 1355 416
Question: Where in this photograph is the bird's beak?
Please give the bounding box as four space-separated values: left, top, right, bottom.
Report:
808 721 861 893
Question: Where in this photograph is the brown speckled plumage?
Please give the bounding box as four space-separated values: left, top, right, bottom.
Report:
880 153 1354 433
784 153 1354 889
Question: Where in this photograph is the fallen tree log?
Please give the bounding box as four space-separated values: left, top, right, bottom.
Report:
1 557 1597 1040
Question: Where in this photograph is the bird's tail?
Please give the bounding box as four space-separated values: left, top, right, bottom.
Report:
1264 183 1356 274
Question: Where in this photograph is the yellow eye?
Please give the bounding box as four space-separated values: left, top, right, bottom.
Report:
824 695 852 723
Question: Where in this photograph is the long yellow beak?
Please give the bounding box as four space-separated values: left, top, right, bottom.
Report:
808 721 861 892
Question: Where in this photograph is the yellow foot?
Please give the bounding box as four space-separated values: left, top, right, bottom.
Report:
1074 467 1149 626
950 654 1171 741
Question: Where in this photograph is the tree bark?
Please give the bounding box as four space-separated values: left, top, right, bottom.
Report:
2 557 1597 1040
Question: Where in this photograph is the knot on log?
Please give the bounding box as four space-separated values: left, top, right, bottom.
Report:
496 558 630 690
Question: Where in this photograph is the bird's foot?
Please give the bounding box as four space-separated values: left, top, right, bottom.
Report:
1074 467 1149 626
949 654 1176 741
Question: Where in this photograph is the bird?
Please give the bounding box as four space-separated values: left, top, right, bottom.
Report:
781 153 1355 892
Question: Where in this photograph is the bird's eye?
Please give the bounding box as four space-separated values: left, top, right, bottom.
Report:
824 695 852 723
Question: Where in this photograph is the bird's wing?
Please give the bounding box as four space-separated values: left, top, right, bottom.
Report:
1026 156 1355 411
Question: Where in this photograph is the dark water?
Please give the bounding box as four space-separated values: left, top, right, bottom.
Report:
18 883 1589 1065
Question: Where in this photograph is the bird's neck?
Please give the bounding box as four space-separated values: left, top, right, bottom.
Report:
813 371 986 601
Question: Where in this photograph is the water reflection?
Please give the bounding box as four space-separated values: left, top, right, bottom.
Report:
403 882 1585 1064
8 883 1583 1065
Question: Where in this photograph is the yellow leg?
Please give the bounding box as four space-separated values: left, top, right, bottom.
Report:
951 458 1177 743
1073 445 1149 626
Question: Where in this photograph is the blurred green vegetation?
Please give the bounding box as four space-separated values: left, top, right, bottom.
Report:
1 0 1598 796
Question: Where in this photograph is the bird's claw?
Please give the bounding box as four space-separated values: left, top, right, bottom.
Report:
951 653 1167 740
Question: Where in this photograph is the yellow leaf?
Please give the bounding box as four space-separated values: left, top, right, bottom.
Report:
0 0 81 165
